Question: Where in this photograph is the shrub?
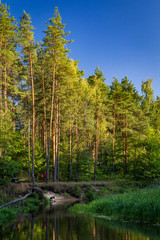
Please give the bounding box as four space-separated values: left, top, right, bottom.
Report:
73 186 82 198
85 187 95 201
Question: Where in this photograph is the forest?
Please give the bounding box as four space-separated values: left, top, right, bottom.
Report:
0 3 160 184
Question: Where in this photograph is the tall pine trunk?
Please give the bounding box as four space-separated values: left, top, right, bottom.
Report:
12 94 15 132
76 119 80 181
4 66 7 113
29 51 35 187
0 38 2 111
48 63 56 183
54 108 57 182
112 105 116 172
125 114 128 173
42 70 49 180
0 43 2 160
54 92 58 182
69 121 73 181
52 119 55 180
27 82 31 181
94 108 99 181
57 100 60 181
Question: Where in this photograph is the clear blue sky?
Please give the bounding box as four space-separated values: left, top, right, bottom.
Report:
3 0 160 97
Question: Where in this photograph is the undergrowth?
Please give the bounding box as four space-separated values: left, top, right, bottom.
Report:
0 194 42 226
70 187 160 223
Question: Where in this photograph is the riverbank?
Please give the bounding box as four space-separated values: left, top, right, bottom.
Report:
0 193 44 226
0 178 149 202
0 179 155 226
70 186 160 223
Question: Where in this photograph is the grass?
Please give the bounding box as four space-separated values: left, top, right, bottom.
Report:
70 187 160 223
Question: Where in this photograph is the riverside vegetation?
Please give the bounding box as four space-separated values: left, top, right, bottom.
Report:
0 192 49 226
0 178 143 226
70 184 160 223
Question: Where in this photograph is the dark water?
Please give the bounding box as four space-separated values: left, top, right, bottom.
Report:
1 201 160 240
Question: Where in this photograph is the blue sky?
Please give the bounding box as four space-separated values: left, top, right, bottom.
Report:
3 0 160 97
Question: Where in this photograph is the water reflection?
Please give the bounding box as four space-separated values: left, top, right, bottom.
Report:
1 204 160 240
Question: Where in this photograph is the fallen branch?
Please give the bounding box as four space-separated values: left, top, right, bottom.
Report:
0 192 33 209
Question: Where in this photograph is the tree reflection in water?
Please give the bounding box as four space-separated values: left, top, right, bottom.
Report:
1 204 160 240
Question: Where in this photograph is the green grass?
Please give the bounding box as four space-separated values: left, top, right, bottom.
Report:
70 187 160 223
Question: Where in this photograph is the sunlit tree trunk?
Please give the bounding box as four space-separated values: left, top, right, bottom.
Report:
69 121 73 181
48 63 56 183
125 114 128 173
27 82 31 181
112 105 116 172
42 69 49 181
76 119 80 181
57 99 60 181
53 118 55 180
4 66 7 113
94 108 99 181
42 70 48 152
54 90 58 182
12 94 15 132
29 51 35 187
0 38 2 111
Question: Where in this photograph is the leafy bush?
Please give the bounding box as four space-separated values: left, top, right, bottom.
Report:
96 188 109 197
0 194 42 226
73 186 82 198
85 187 95 201
0 160 21 180
0 207 18 226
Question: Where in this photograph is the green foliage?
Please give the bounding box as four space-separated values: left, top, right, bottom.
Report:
0 194 42 226
0 189 13 203
85 187 95 201
96 187 109 197
73 186 82 198
0 160 21 181
23 194 42 213
0 208 18 226
0 3 160 184
34 140 46 179
70 187 160 223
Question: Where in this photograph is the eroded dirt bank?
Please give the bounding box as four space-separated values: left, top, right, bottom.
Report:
0 181 115 203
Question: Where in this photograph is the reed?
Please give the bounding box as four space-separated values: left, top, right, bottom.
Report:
70 187 160 223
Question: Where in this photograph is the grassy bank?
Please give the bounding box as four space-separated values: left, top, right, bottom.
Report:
70 186 160 223
0 194 44 226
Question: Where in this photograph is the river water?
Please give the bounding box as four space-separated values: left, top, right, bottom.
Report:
0 201 160 240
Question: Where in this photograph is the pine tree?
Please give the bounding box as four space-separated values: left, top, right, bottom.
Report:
0 4 19 161
87 67 107 180
19 10 37 186
43 7 71 182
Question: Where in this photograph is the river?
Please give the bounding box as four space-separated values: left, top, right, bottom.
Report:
0 200 160 240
